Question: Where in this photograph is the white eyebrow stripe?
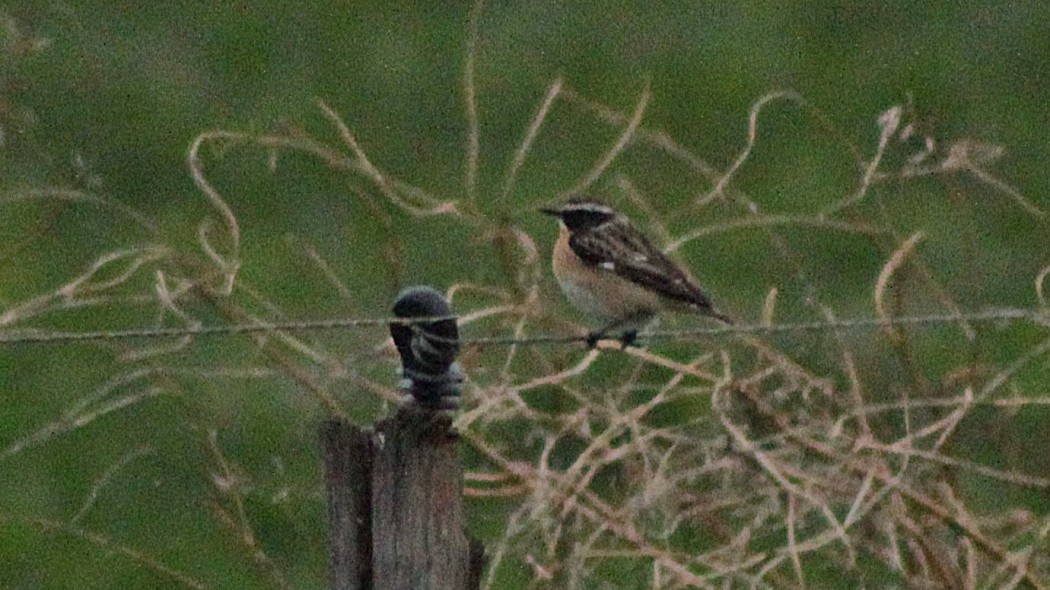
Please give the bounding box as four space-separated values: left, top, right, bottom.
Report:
563 203 615 215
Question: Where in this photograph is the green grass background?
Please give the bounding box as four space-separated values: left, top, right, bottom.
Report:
1 2 1049 588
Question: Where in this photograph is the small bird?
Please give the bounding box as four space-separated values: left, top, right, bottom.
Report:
540 198 731 347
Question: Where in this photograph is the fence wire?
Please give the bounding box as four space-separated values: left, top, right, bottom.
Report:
0 307 1043 347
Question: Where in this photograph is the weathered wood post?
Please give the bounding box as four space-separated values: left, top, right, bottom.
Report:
322 420 374 590
322 286 484 590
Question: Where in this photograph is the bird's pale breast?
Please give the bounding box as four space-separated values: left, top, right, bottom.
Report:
551 225 661 328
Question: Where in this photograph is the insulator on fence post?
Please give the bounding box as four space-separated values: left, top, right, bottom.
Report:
389 286 463 409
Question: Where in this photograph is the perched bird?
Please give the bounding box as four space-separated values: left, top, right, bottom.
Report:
540 198 731 347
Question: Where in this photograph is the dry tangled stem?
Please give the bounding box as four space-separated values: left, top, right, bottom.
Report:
3 45 1049 590
168 82 1045 587
447 87 1050 588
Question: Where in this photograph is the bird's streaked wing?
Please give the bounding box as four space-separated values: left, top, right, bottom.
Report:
568 220 715 310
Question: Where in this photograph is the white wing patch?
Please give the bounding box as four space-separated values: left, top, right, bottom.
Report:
600 261 615 271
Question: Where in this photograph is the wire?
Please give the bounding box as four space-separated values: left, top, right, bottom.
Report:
0 316 449 345
468 308 1044 346
0 308 1043 347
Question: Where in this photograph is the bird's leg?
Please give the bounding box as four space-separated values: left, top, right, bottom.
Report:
619 330 639 348
584 330 604 348
587 315 646 349
585 322 621 349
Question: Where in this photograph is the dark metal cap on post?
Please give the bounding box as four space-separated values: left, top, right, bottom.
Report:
389 286 463 408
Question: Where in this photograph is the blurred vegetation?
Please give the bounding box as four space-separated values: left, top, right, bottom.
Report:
1 1 1049 588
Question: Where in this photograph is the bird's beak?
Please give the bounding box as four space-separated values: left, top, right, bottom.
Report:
538 206 562 217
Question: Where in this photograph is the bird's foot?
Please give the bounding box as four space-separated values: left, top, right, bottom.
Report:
585 330 639 349
585 331 602 349
619 330 639 349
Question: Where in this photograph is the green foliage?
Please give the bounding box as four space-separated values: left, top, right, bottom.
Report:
2 2 1049 588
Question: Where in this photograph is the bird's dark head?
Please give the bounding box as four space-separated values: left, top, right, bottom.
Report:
539 198 617 232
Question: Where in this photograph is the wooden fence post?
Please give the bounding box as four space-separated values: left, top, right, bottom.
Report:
321 286 484 589
372 408 470 588
322 421 374 590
